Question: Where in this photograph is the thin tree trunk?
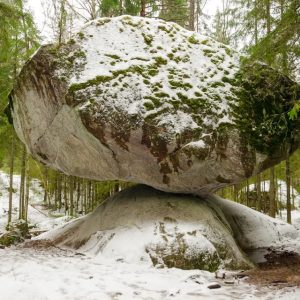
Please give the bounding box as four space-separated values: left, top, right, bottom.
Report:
254 0 258 44
246 179 249 207
256 173 262 211
57 173 62 210
189 0 195 30
7 135 15 226
69 176 74 216
76 177 81 212
80 178 84 213
43 168 48 204
87 180 92 212
291 177 295 208
54 175 58 211
233 184 239 202
19 145 27 220
196 0 200 32
274 175 278 213
119 0 123 15
24 159 30 222
266 0 271 34
286 157 292 224
140 0 146 17
269 167 276 217
58 0 67 44
84 180 87 214
64 175 68 214
114 181 119 193
280 0 288 74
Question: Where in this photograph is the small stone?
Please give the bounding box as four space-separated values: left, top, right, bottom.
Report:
155 264 165 269
207 283 221 289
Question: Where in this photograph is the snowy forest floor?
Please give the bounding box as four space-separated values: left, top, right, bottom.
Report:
1 245 300 300
245 248 300 287
1 172 300 299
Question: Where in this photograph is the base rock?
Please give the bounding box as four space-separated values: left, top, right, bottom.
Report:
37 185 297 271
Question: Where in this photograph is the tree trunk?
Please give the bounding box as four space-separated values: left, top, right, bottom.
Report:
7 135 15 226
246 179 249 207
24 159 30 222
140 0 146 17
76 178 81 212
286 157 292 224
84 180 87 214
114 181 119 193
19 145 27 220
233 184 239 202
256 173 262 211
291 177 295 208
189 0 195 31
266 0 271 34
64 175 68 214
269 167 276 217
57 173 62 210
119 0 123 15
280 0 289 74
69 176 74 216
88 180 92 212
58 0 67 44
254 0 258 44
43 168 48 204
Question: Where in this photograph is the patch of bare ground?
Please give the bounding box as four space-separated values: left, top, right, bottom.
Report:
22 239 57 249
21 239 86 257
241 249 300 288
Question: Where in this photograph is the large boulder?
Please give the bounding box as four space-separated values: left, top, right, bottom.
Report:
10 16 300 194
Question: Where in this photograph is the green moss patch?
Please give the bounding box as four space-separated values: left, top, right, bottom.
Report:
142 33 154 46
188 35 199 44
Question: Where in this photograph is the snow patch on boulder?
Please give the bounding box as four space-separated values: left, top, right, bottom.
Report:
207 195 298 249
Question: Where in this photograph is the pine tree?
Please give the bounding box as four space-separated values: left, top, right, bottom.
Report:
0 0 39 225
159 0 189 28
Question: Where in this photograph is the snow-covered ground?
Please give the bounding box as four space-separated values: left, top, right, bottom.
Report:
247 180 300 208
1 247 300 300
1 171 300 299
0 171 70 233
279 209 300 231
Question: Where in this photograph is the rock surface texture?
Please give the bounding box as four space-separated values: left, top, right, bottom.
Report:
38 185 297 270
11 16 300 194
38 185 251 270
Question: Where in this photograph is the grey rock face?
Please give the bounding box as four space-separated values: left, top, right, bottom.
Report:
11 16 300 194
37 185 253 271
37 185 296 270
